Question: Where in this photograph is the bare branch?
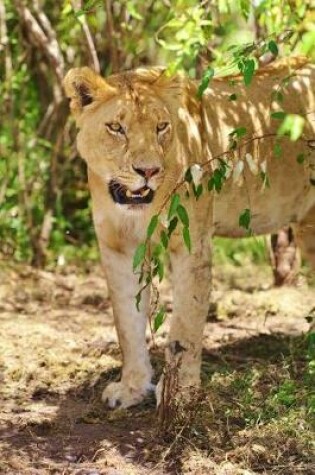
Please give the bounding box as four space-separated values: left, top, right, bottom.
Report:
14 0 65 87
71 0 100 73
32 0 58 40
0 0 13 80
104 0 119 72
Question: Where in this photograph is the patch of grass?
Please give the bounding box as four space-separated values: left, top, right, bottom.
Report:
157 335 314 473
214 236 268 266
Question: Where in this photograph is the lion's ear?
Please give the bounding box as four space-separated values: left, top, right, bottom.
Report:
63 67 116 118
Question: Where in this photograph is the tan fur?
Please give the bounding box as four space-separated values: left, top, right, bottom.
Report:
63 58 315 408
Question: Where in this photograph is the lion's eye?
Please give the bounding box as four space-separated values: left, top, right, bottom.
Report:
157 122 169 133
106 122 125 134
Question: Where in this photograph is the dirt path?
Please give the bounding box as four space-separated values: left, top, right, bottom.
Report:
0 262 314 474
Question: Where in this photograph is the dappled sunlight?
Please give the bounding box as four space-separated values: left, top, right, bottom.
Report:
0 263 313 474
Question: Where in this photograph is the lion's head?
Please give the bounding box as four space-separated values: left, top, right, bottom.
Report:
63 67 191 210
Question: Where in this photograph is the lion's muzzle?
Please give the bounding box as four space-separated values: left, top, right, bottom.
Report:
109 180 155 205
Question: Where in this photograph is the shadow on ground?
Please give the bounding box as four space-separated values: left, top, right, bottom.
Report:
1 332 313 475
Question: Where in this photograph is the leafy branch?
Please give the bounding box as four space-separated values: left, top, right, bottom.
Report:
132 130 290 331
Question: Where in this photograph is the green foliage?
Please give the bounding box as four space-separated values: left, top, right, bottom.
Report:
133 243 147 271
147 214 159 238
182 226 191 252
0 0 314 267
168 193 181 219
268 40 279 56
277 114 305 141
197 67 214 98
177 204 189 227
229 126 247 138
214 236 267 266
239 208 252 232
240 58 256 86
156 2 211 73
271 111 287 120
296 153 305 164
273 142 282 158
154 306 166 331
208 160 228 193
273 380 297 407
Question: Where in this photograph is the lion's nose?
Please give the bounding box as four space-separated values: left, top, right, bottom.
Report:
132 166 160 179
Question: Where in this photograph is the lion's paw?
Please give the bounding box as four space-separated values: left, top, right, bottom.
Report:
102 380 155 409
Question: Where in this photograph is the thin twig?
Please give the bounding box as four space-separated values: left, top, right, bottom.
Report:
104 0 119 72
156 132 278 217
71 0 100 73
0 0 12 80
14 1 65 87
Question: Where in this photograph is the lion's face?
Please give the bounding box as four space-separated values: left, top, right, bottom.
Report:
77 91 173 207
64 67 182 209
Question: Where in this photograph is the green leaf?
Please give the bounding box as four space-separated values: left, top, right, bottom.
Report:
193 184 203 199
208 178 214 191
228 93 238 101
239 208 251 230
197 67 215 99
168 193 180 219
160 230 169 249
177 204 189 227
126 0 143 20
182 226 191 252
274 142 282 158
214 169 224 191
230 126 247 138
147 214 159 238
157 260 164 282
239 0 251 20
278 114 305 141
133 243 146 271
218 158 229 175
74 8 85 18
268 40 279 56
184 167 192 183
153 243 163 257
297 153 305 164
153 256 164 282
208 168 225 193
271 111 286 120
271 90 284 103
74 0 99 17
135 291 142 311
154 307 166 332
243 59 255 86
168 216 178 237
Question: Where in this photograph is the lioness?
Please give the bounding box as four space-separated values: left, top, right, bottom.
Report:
64 58 315 408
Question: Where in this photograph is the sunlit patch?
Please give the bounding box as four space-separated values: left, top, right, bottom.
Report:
109 180 154 205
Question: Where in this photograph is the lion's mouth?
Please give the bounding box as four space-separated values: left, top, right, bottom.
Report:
109 181 154 205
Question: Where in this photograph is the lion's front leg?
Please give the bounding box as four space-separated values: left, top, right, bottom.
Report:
157 233 211 406
100 246 153 408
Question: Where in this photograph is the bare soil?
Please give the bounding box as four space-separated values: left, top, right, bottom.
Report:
0 261 314 475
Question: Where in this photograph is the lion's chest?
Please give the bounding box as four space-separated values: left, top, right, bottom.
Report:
93 204 149 251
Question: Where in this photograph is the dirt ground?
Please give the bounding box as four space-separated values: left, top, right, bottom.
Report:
0 260 314 475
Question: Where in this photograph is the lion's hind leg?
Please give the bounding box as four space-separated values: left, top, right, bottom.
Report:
295 205 315 271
